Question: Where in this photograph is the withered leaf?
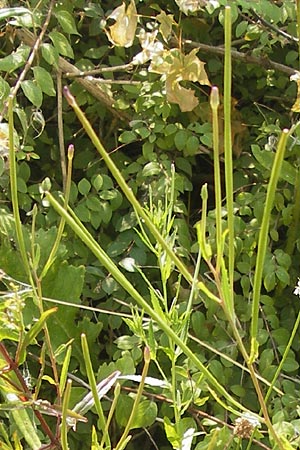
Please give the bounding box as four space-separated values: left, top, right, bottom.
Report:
106 0 137 48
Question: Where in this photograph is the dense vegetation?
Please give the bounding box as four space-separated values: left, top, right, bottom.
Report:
1 0 300 449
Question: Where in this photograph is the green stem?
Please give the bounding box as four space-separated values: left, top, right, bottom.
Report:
81 334 110 449
296 0 300 68
210 86 223 273
264 310 300 406
41 144 74 279
250 129 289 363
115 347 150 450
223 6 235 301
100 383 121 450
285 166 300 257
63 86 193 287
45 191 249 415
61 379 72 450
8 96 31 282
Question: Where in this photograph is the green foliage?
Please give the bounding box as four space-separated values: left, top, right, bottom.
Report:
0 0 300 449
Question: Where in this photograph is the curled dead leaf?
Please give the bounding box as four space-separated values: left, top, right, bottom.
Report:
166 77 199 112
106 0 137 48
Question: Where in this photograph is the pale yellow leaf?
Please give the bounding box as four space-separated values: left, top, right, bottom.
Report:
291 72 300 112
175 0 207 15
166 77 199 112
132 30 164 65
181 48 211 85
157 11 174 42
106 0 137 48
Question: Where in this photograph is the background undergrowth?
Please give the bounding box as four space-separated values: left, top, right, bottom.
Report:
1 1 300 449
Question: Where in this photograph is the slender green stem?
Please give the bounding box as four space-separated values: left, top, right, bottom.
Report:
59 345 72 395
41 144 74 279
63 87 193 287
285 166 300 257
115 347 150 450
250 129 289 363
210 86 222 273
61 379 72 450
296 0 300 68
264 310 300 406
46 191 248 414
100 383 121 450
223 6 235 300
81 334 110 449
8 96 31 282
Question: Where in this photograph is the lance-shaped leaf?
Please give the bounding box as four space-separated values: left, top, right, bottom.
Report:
68 370 121 429
16 307 57 365
106 0 137 48
3 393 41 450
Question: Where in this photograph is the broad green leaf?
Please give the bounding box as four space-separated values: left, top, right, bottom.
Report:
275 266 290 285
32 66 56 96
43 262 85 365
41 43 59 67
142 161 161 176
91 174 103 191
106 0 137 47
78 178 91 195
263 271 276 291
115 395 137 428
130 400 157 429
86 196 102 212
20 80 43 107
175 130 189 151
74 203 91 222
252 144 297 185
0 76 10 108
0 45 30 72
164 417 180 448
55 10 80 35
282 357 299 373
49 31 74 58
186 135 199 155
119 130 137 144
0 7 31 21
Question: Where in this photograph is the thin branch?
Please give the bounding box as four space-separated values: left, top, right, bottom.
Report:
7 0 56 103
16 28 130 122
249 8 298 43
180 39 297 76
57 71 67 191
65 63 134 77
87 77 141 85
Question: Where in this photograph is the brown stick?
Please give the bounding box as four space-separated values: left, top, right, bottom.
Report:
180 39 296 76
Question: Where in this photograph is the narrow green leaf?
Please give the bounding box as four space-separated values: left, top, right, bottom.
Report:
7 395 42 450
17 307 57 365
0 7 31 21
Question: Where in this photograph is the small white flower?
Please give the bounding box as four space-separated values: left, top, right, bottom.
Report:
240 412 260 428
294 278 300 297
